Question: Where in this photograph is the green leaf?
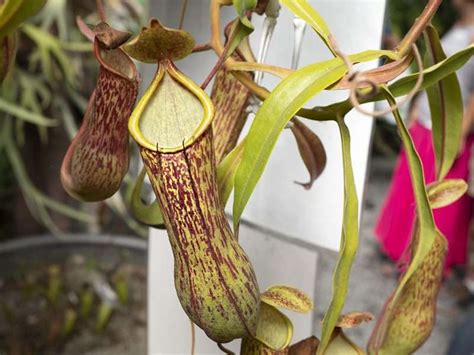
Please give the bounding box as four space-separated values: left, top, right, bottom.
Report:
380 87 438 325
232 57 347 229
261 285 313 313
225 19 254 62
130 168 165 228
317 117 359 355
217 138 245 208
280 0 335 55
0 0 46 38
232 49 385 230
427 179 467 209
228 0 257 60
309 45 474 121
0 97 58 126
389 45 474 98
424 25 463 180
233 0 257 17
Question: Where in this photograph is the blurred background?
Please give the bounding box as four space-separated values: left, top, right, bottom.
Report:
0 0 472 354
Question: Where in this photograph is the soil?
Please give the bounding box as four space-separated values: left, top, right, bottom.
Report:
0 251 146 355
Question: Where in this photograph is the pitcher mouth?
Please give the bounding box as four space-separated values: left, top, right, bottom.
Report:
128 60 214 153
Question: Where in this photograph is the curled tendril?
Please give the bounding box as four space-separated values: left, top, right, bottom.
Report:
331 37 424 117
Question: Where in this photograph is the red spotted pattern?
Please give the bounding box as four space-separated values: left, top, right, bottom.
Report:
140 129 260 342
61 58 138 202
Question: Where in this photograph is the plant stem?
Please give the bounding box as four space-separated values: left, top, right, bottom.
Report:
178 0 189 29
96 0 106 22
395 0 442 57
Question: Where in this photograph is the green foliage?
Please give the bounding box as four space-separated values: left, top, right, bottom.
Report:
424 25 463 180
317 117 359 355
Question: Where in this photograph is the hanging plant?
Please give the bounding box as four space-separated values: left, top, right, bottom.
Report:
60 22 139 202
125 19 260 342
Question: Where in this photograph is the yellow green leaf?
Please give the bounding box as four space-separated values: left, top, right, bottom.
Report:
255 303 293 350
317 117 359 355
130 167 165 228
232 56 347 230
427 179 467 209
217 139 245 208
280 0 335 55
326 329 364 355
232 49 392 230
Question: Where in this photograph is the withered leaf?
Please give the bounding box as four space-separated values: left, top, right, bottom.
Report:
261 285 313 314
288 336 320 355
291 118 326 189
336 311 374 329
123 19 195 63
94 22 131 49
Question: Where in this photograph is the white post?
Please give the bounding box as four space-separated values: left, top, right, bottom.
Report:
145 1 386 353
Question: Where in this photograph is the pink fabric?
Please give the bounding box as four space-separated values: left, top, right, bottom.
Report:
375 121 474 272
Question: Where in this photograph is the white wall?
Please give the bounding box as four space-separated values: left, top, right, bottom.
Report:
145 1 386 353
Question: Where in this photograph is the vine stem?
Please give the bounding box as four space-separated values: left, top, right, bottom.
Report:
395 0 442 57
179 0 189 29
207 0 440 120
96 0 106 22
190 319 196 355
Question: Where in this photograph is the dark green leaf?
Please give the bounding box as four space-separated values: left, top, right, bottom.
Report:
424 24 463 180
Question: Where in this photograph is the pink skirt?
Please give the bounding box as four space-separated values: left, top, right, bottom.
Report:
375 121 473 272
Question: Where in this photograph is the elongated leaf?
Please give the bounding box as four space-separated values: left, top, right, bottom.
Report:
0 0 46 37
232 49 393 229
317 117 359 355
424 25 463 180
310 45 474 121
427 179 467 209
217 139 245 207
280 0 335 55
390 45 473 99
261 285 313 313
0 97 58 126
291 118 326 189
